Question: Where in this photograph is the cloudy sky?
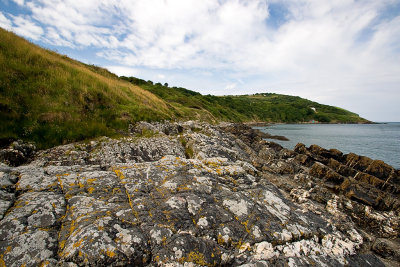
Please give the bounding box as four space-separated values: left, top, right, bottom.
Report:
1 0 399 121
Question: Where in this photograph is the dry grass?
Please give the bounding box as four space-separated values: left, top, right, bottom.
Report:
0 28 173 148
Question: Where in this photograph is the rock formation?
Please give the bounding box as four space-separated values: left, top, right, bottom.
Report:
0 121 398 266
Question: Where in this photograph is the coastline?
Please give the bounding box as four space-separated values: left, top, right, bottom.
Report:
254 122 400 170
245 120 377 126
0 121 398 266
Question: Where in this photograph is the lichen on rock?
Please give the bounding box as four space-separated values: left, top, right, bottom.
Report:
0 121 398 266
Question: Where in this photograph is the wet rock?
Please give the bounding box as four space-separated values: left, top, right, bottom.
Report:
346 254 386 267
278 148 296 159
309 162 345 185
345 153 374 172
294 154 313 167
327 158 358 178
366 160 398 182
372 238 400 262
294 143 308 155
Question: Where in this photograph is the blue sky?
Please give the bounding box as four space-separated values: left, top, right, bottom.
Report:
1 0 400 121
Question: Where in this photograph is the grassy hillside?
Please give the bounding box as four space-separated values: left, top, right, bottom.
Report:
121 77 369 124
0 28 369 148
0 28 174 148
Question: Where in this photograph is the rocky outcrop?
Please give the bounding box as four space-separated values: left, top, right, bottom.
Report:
0 140 36 167
0 121 398 266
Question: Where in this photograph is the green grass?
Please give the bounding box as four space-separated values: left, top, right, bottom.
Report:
121 78 370 124
0 28 369 149
0 28 172 148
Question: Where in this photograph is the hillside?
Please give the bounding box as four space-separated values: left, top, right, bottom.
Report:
121 77 369 124
0 28 369 148
0 28 174 148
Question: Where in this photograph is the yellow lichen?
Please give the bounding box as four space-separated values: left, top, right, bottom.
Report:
241 220 251 234
39 260 50 267
217 234 225 245
112 188 121 194
113 169 125 180
73 239 83 248
78 181 85 189
106 249 116 258
87 187 94 194
187 251 209 266
59 240 66 250
86 178 97 184
56 173 70 191
235 239 243 249
114 168 139 219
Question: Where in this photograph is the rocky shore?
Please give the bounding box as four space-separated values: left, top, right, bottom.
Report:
0 121 399 266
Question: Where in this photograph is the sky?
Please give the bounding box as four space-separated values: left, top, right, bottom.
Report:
1 0 400 122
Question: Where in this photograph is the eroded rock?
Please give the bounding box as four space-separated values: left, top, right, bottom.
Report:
0 121 396 266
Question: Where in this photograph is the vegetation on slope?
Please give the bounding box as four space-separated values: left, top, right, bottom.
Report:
121 77 369 124
0 28 369 149
0 28 172 148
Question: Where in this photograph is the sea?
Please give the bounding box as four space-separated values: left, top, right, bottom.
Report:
255 122 400 169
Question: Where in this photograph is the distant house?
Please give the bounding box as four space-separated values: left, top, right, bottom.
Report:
311 107 316 112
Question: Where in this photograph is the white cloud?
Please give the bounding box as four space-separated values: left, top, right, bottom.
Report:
42 26 74 47
0 12 12 29
12 0 24 6
9 0 399 72
225 83 237 91
157 74 166 80
105 66 138 77
2 0 400 120
10 14 43 40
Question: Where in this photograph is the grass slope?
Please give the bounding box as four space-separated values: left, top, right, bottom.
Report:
121 77 369 124
1 28 369 148
0 28 172 148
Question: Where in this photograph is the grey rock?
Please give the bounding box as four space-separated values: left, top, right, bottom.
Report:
0 121 395 266
372 238 400 261
0 140 36 167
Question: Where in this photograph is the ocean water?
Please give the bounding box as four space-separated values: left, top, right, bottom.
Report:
255 123 400 169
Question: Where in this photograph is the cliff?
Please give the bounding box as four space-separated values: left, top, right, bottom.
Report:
0 121 399 266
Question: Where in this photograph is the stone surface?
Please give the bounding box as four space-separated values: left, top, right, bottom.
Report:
0 140 36 167
0 121 398 266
